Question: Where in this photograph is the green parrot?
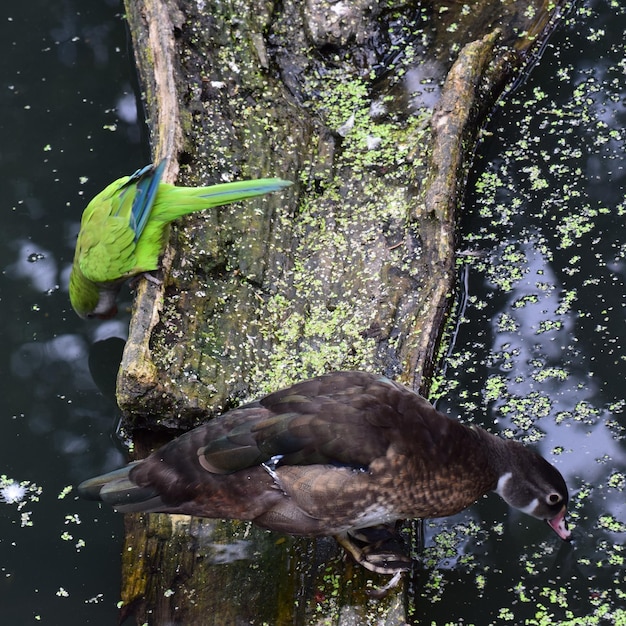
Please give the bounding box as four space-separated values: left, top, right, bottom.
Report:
69 159 291 319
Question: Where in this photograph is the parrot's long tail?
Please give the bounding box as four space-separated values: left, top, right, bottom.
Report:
154 177 293 222
77 462 164 513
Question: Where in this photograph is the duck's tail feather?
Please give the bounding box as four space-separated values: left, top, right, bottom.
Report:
77 462 165 513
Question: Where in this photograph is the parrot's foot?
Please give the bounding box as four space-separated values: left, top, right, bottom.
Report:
128 273 162 290
142 272 162 286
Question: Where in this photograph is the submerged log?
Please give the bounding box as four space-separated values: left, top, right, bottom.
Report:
116 1 570 623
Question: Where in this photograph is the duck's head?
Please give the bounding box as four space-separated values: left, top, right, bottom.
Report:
494 441 571 541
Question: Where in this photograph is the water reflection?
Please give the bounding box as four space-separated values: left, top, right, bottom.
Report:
12 334 87 379
0 1 143 623
88 336 126 400
7 242 59 294
116 91 138 124
50 9 116 67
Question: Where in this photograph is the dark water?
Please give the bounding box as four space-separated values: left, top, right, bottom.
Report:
0 1 144 622
1 0 625 624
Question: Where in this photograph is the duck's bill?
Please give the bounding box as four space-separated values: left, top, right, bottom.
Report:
547 507 571 541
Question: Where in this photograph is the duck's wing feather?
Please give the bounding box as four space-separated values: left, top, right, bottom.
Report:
193 371 451 474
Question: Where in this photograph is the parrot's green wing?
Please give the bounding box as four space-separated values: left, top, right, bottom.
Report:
75 161 167 284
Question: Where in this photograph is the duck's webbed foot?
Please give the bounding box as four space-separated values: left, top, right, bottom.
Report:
334 524 411 575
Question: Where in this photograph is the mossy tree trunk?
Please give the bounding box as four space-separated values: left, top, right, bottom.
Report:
116 1 570 623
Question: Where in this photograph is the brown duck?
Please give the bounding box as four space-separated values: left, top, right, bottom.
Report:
79 371 571 573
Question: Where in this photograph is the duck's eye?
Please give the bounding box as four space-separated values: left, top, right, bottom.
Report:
547 492 562 504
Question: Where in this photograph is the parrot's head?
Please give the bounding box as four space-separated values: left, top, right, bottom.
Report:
69 266 119 319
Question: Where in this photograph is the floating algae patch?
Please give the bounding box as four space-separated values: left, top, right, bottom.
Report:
0 475 42 528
